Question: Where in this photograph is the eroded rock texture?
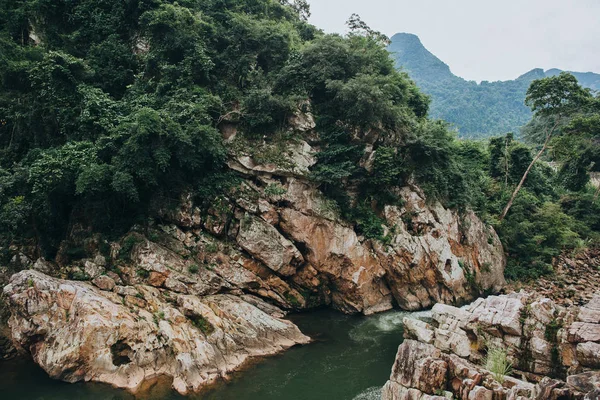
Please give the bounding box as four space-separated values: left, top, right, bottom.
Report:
1 131 506 393
383 293 600 399
151 143 505 315
3 270 309 394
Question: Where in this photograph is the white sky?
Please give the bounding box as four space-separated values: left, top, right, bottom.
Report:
306 0 600 82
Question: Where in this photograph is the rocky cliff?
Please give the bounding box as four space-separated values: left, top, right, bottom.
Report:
383 293 600 399
1 116 506 393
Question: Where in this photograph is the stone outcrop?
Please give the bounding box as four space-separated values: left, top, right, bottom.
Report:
214 143 506 313
0 121 507 392
383 293 600 399
94 140 504 316
3 270 309 394
375 187 505 310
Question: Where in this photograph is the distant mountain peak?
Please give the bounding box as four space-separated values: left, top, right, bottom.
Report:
387 32 600 137
389 32 422 43
387 32 454 82
517 68 546 81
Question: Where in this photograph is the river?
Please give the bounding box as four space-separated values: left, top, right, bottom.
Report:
0 309 428 400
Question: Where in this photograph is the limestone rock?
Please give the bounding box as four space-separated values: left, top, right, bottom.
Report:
228 141 316 178
92 275 116 291
237 214 303 276
157 192 202 229
375 187 505 311
467 293 525 336
577 342 600 368
3 270 309 395
403 317 435 344
388 340 447 394
279 207 393 315
383 293 600 400
579 295 600 324
567 371 600 394
32 258 53 274
568 322 600 343
83 260 104 279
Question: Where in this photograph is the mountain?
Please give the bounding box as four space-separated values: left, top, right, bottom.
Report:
388 33 600 138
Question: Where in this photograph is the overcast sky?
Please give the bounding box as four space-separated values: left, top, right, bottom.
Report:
306 0 600 82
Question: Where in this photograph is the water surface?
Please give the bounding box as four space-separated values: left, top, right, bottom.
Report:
0 309 424 400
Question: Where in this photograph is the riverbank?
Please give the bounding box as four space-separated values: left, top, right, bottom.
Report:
0 309 428 400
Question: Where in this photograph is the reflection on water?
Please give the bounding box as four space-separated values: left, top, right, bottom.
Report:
0 309 425 400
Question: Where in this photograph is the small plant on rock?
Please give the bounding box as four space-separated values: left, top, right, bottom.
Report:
136 269 150 279
204 242 218 253
119 235 142 260
264 183 287 198
190 315 214 335
485 346 513 384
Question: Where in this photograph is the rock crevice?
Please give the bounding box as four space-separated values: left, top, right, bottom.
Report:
383 292 600 399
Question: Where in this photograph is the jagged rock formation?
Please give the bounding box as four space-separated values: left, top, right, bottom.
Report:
95 129 504 316
0 116 505 392
153 134 505 314
3 270 309 394
383 293 600 399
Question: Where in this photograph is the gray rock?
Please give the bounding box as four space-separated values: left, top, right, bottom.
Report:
32 258 53 274
92 275 115 291
237 214 302 276
3 270 309 395
83 261 104 279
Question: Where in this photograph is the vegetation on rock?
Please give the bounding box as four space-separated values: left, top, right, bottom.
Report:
0 0 599 283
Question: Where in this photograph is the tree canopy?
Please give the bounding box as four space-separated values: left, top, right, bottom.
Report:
1 0 600 284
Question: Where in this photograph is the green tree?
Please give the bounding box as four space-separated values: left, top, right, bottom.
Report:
500 73 593 220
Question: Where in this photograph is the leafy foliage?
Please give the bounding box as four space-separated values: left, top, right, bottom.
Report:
485 346 513 384
0 0 313 255
388 33 600 138
1 0 600 289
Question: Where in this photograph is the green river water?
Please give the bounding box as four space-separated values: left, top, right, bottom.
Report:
0 309 427 400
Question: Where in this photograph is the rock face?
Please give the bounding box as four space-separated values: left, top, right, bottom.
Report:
375 188 505 311
1 127 506 392
3 270 309 394
383 293 600 399
143 141 505 315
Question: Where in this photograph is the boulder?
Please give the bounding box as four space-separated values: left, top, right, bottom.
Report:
403 317 435 344
388 340 447 394
31 258 53 274
92 275 116 291
236 214 303 276
83 260 104 279
566 371 600 394
577 342 600 368
383 293 600 400
568 322 600 343
468 293 525 336
3 270 309 395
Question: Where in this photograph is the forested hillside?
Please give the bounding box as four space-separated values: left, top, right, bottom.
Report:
389 33 600 138
0 0 599 283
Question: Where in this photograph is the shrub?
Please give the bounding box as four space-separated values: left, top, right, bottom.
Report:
190 315 214 335
485 346 512 384
136 269 150 279
119 235 142 260
264 183 287 197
